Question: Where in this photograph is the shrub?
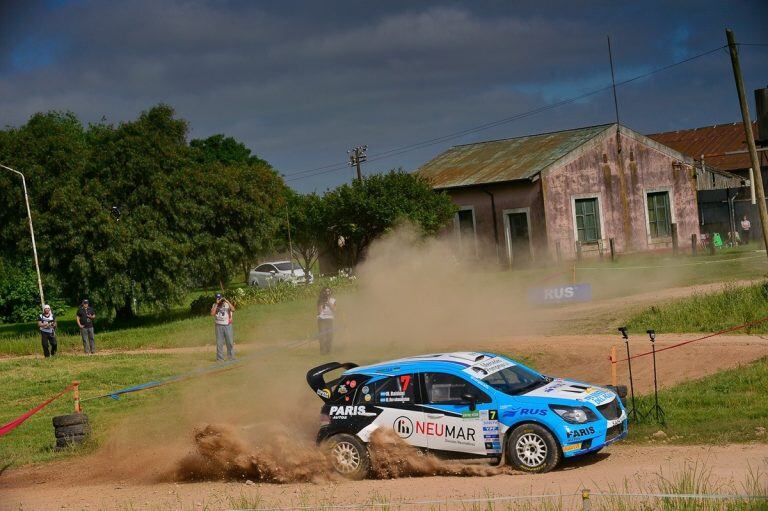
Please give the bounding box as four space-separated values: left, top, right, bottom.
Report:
0 264 65 323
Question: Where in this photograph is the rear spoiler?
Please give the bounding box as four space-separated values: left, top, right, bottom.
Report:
306 362 358 402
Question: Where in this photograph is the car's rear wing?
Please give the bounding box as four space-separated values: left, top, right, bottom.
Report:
306 362 358 402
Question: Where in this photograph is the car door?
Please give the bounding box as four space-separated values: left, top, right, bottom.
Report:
358 373 429 449
420 372 499 456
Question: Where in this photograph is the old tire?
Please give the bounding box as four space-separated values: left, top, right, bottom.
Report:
506 424 561 473
55 424 89 438
52 413 88 428
324 434 370 480
55 434 87 448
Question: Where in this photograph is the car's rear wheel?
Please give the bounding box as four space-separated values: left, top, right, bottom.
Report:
506 424 561 473
324 434 370 480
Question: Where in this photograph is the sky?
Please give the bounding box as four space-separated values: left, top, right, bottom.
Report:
1 0 766 192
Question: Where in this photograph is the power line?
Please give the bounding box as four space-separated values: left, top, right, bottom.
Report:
284 44 729 183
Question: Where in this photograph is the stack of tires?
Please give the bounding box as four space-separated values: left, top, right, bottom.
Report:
52 413 89 450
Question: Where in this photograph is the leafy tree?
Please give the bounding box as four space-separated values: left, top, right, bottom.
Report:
322 170 457 267
284 190 326 273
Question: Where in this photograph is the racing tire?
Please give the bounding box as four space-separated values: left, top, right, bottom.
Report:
324 434 370 480
506 424 561 473
54 424 89 438
52 413 88 428
55 434 87 449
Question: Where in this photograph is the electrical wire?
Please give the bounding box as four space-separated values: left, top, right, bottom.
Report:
283 43 744 183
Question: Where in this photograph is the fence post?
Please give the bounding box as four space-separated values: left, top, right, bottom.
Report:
571 264 576 285
709 234 716 255
609 238 616 262
576 241 582 261
581 488 591 511
73 381 81 413
671 223 678 255
610 346 617 387
691 233 697 256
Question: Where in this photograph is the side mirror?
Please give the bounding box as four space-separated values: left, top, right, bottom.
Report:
461 392 477 411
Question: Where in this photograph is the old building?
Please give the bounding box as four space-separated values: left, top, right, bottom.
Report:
418 123 708 264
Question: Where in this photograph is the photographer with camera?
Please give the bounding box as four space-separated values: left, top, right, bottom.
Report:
76 298 97 354
316 287 336 354
210 293 236 361
37 304 58 357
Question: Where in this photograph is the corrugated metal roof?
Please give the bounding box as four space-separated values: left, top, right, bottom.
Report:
418 124 613 189
647 122 758 172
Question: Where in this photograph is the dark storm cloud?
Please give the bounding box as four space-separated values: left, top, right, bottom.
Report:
1 0 766 191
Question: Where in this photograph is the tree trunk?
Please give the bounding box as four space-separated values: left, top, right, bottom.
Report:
114 296 134 321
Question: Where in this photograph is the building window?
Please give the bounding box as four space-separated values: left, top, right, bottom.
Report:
455 208 476 255
647 191 671 238
574 198 601 243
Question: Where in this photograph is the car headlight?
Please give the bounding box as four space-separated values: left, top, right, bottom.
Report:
549 405 598 424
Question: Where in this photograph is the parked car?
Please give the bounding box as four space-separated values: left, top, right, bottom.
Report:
306 352 627 479
249 261 313 287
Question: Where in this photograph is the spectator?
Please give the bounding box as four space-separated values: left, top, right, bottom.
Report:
741 215 752 245
210 293 235 361
37 304 57 358
316 287 336 355
76 299 96 354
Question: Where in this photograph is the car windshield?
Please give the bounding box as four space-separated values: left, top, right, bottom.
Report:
274 262 296 271
480 365 549 396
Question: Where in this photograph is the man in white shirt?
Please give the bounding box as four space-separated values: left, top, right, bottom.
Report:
210 293 236 361
741 215 752 245
316 287 336 354
37 304 57 357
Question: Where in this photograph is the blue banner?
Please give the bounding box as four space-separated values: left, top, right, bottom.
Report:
528 283 592 304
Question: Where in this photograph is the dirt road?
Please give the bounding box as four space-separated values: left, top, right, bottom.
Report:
2 443 766 510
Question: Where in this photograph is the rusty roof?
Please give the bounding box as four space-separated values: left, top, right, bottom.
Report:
647 122 758 172
418 124 613 189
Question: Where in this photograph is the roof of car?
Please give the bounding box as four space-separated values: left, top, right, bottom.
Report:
345 351 502 376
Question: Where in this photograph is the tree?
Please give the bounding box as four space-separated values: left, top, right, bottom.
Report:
322 170 457 267
284 190 326 273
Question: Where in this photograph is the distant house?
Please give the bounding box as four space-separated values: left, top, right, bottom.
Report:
648 123 759 236
418 123 711 264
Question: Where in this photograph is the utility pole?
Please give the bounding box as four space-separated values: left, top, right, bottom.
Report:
0 163 45 308
607 35 632 251
347 145 367 182
726 29 768 254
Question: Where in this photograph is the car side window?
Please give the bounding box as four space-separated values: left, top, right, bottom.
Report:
374 374 416 405
255 264 271 272
424 372 490 405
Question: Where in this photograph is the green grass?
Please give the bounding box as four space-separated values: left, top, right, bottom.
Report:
0 353 203 467
626 281 768 334
626 356 768 444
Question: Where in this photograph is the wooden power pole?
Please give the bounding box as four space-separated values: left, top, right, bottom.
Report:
347 145 367 182
727 28 768 254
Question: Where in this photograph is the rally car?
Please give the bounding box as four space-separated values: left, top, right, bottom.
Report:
307 352 627 478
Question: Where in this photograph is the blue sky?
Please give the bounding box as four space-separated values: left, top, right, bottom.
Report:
1 1 766 192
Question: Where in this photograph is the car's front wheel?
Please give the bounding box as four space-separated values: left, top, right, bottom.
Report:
506 423 561 473
324 434 370 480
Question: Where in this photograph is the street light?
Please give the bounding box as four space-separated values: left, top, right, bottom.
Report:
1 163 45 308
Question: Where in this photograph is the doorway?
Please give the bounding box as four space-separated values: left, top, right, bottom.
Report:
504 209 532 267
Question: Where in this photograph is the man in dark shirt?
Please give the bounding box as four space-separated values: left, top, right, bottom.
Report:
76 298 96 354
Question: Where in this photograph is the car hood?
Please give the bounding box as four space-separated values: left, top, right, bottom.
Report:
521 378 616 406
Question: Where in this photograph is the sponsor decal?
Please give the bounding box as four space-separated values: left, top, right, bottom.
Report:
380 390 411 403
393 416 413 439
483 425 499 432
607 415 625 428
463 357 514 378
566 426 595 439
543 380 567 393
338 385 348 395
399 375 411 392
462 410 480 419
349 380 357 389
502 407 547 418
364 393 372 402
316 388 331 399
488 409 498 420
361 386 370 394
415 421 476 442
583 390 613 405
484 434 500 440
329 405 373 418
562 443 582 452
528 284 592 304
484 442 501 450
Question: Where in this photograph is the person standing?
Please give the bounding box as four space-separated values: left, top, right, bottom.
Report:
37 304 58 357
316 287 336 355
76 299 96 354
210 293 235 361
741 215 752 245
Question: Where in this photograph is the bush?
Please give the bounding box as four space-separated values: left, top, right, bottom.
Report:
189 275 357 315
0 264 65 323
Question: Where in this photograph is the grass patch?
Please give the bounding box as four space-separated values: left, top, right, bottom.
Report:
626 281 768 334
626 356 768 444
0 353 203 467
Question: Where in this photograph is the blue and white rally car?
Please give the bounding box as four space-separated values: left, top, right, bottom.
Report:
307 352 627 478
